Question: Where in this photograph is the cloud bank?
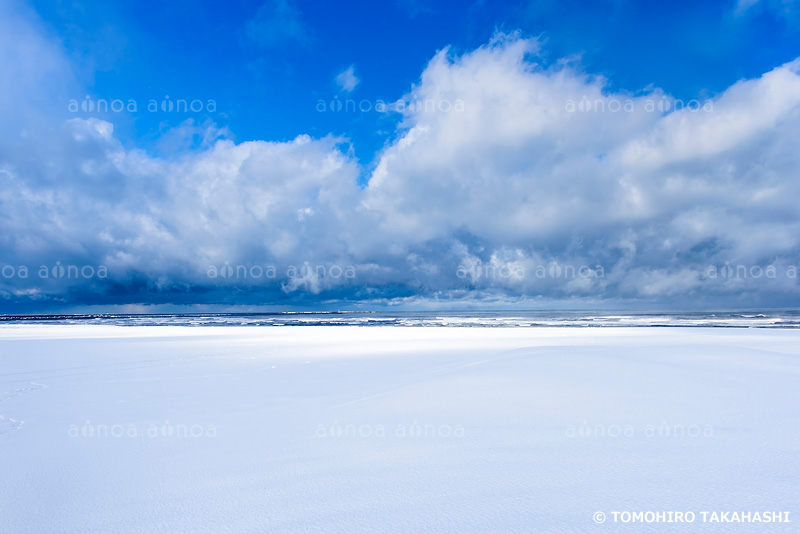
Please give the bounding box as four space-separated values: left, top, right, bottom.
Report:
1 12 799 311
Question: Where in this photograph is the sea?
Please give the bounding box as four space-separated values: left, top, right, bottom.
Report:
1 311 799 327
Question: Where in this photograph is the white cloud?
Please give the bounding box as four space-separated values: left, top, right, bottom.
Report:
362 33 800 301
335 65 360 93
1 20 799 307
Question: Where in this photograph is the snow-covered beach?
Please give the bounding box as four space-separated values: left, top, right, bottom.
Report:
1 325 798 533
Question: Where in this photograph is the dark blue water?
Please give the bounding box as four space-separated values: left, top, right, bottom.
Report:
1 311 799 327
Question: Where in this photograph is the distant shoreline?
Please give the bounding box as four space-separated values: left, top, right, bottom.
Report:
1 310 798 328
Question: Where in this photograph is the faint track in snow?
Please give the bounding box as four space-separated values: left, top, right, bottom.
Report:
0 382 49 436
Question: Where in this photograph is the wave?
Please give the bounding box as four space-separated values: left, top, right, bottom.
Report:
1 311 799 327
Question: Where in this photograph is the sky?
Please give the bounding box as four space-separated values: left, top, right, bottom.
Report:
1 0 799 312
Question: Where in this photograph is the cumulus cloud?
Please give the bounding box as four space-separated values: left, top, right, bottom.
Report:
362 32 800 305
1 16 799 310
335 65 360 93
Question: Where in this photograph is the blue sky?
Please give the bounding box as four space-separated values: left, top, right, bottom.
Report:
27 0 800 161
1 0 800 312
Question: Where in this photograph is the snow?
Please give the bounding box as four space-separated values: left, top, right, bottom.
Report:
1 326 798 532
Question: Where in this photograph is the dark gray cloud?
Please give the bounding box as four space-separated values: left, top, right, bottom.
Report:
1 18 799 311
